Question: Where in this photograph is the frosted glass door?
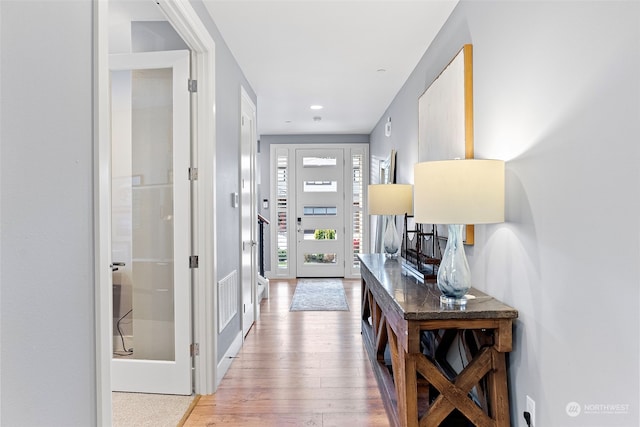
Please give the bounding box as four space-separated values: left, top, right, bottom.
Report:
110 50 191 395
295 148 345 277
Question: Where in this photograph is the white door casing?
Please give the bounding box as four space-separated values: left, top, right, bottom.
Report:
109 50 192 395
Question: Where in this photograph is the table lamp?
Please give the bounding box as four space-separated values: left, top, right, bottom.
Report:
368 184 413 258
413 159 504 306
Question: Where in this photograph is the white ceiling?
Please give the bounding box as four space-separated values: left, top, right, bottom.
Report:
202 0 458 136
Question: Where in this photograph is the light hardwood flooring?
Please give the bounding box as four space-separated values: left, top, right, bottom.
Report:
183 278 389 426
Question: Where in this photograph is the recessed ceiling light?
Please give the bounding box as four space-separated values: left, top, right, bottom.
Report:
310 105 323 110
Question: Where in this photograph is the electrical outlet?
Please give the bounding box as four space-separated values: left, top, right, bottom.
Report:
526 395 536 427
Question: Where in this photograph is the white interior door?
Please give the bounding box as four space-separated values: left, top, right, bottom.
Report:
109 50 192 395
295 148 345 277
240 89 257 337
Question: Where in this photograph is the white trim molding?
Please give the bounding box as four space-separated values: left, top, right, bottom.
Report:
93 0 112 425
156 0 218 397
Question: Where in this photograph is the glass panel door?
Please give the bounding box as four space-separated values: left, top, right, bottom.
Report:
110 50 191 395
295 148 345 277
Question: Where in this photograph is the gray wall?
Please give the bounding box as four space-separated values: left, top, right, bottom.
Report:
258 134 369 274
0 1 97 426
190 0 258 361
370 1 639 425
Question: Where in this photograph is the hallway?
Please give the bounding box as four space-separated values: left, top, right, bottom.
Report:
183 278 388 426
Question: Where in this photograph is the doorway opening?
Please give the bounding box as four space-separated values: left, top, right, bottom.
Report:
96 0 217 424
269 144 368 279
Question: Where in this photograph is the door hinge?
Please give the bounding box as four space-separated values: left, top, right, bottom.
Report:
188 79 197 93
189 167 198 181
189 255 199 268
190 343 199 356
241 116 245 126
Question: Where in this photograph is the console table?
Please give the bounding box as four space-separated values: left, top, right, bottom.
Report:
359 254 518 427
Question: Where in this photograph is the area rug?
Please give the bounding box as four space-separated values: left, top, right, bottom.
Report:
290 279 349 311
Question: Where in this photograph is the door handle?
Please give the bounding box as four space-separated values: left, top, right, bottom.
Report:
242 241 257 251
111 262 125 272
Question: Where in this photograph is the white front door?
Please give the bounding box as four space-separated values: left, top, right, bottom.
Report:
110 50 192 395
295 148 345 277
240 89 257 337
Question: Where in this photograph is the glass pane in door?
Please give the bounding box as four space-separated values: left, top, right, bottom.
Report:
352 152 364 269
276 152 289 272
111 67 175 362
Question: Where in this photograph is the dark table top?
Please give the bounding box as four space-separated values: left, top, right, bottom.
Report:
359 253 518 321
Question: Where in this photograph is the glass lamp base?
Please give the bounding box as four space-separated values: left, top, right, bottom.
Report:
437 224 471 305
382 215 401 258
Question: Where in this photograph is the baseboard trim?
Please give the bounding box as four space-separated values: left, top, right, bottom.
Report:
215 332 242 388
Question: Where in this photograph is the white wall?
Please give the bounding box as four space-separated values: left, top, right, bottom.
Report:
370 1 640 425
0 1 97 425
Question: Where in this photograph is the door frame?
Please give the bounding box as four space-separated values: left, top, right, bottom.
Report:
269 143 369 280
95 0 217 424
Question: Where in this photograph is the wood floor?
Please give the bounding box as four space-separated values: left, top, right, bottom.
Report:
183 278 389 427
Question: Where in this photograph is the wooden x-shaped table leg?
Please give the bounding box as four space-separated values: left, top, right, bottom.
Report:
414 346 500 427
